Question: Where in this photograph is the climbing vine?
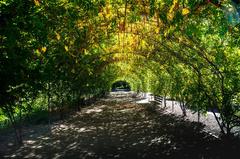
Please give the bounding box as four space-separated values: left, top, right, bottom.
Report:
0 0 239 143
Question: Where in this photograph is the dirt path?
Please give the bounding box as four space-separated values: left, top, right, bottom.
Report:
0 92 239 159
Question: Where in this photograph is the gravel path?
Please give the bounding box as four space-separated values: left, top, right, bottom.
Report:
163 100 221 137
139 92 240 138
0 91 239 159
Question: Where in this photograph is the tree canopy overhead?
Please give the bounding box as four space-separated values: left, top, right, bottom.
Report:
0 0 240 143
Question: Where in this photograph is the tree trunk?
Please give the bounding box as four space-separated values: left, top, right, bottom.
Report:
197 109 200 123
47 83 51 130
17 105 23 145
212 109 225 135
164 96 167 108
5 106 23 145
226 121 232 137
60 94 64 120
180 101 186 117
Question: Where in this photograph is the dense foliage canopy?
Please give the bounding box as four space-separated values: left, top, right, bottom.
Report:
0 0 240 144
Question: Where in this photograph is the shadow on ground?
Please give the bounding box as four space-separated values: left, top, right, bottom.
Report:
1 95 239 159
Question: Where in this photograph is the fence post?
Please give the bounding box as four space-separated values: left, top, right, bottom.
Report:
164 97 166 108
197 108 200 122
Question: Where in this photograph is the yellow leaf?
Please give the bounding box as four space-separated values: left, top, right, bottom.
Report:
64 46 69 52
98 12 103 18
83 49 89 55
106 13 111 19
76 20 84 29
164 30 168 37
56 33 61 40
140 40 147 49
41 47 47 53
182 8 190 15
34 0 40 6
178 37 182 42
167 14 174 21
167 0 178 21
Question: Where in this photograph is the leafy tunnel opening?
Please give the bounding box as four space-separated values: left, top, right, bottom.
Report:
111 80 131 91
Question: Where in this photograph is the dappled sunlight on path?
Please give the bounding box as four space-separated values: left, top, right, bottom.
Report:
1 92 239 159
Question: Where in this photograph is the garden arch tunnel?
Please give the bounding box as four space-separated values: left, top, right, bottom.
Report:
0 0 239 142
111 80 131 92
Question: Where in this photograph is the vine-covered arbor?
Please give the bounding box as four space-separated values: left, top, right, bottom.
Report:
0 0 240 145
